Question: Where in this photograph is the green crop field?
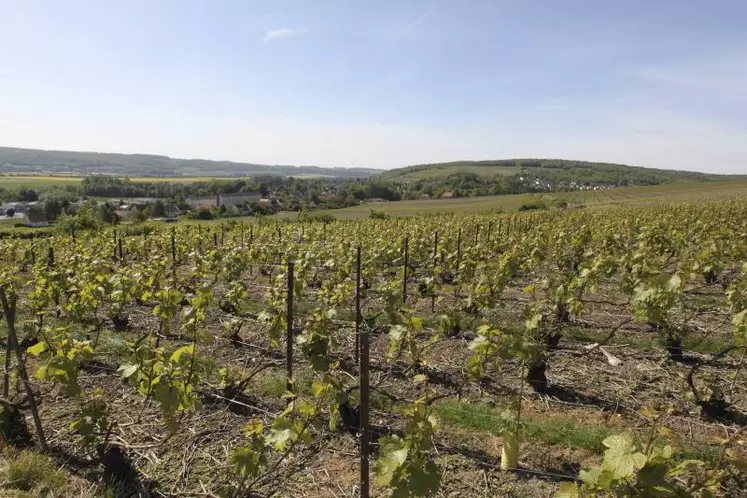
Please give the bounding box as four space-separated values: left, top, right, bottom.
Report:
128 176 232 183
0 174 249 188
1 198 746 497
0 175 83 188
287 179 747 219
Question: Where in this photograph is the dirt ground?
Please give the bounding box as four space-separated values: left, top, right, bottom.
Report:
2 259 747 497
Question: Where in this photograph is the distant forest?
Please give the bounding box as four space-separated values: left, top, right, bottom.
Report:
2 150 742 211
383 159 743 200
0 147 380 178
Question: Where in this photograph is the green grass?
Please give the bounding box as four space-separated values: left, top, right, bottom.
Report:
434 400 612 452
0 449 66 492
434 400 722 464
0 218 55 235
350 388 394 412
95 332 129 360
255 368 314 398
564 326 660 350
564 326 730 354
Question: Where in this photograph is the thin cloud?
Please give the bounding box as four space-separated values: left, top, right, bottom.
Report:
393 9 433 40
407 9 433 32
262 28 308 44
631 51 747 101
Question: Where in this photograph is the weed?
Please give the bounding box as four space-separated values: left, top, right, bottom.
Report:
434 400 611 452
1 449 66 492
255 368 314 398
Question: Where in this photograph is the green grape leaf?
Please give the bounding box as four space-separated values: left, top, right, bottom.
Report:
374 436 409 487
268 417 295 451
26 341 47 356
554 482 580 498
602 434 646 479
408 458 441 496
170 344 195 364
118 363 139 379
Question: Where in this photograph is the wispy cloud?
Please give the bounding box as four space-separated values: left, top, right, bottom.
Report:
393 9 433 40
631 51 747 101
407 9 433 32
262 28 308 44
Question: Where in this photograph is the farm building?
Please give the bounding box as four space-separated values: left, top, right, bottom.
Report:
24 209 49 227
186 192 261 209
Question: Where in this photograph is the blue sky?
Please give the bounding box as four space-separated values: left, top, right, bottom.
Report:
1 1 746 173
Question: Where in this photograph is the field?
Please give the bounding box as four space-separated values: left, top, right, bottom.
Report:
0 217 55 235
384 164 530 180
1 199 746 497
377 159 743 185
0 174 243 188
0 174 84 188
297 179 747 219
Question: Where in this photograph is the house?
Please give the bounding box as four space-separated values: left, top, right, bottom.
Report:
186 196 219 209
185 192 262 209
115 208 133 220
420 194 431 200
164 204 182 217
24 210 49 227
258 198 272 209
66 202 82 214
219 192 261 207
441 191 455 199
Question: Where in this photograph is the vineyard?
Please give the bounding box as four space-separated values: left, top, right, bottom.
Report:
1 200 747 497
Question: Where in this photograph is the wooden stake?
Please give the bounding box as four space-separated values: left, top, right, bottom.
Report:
359 249 370 498
455 227 462 297
432 231 438 313
286 261 295 391
402 237 409 304
171 227 177 284
355 247 362 365
0 286 48 451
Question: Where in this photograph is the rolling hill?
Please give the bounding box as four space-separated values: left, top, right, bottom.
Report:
0 146 381 179
379 159 742 186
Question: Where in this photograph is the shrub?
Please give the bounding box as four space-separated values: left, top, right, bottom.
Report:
519 202 547 211
309 213 336 223
188 208 214 220
369 210 389 219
